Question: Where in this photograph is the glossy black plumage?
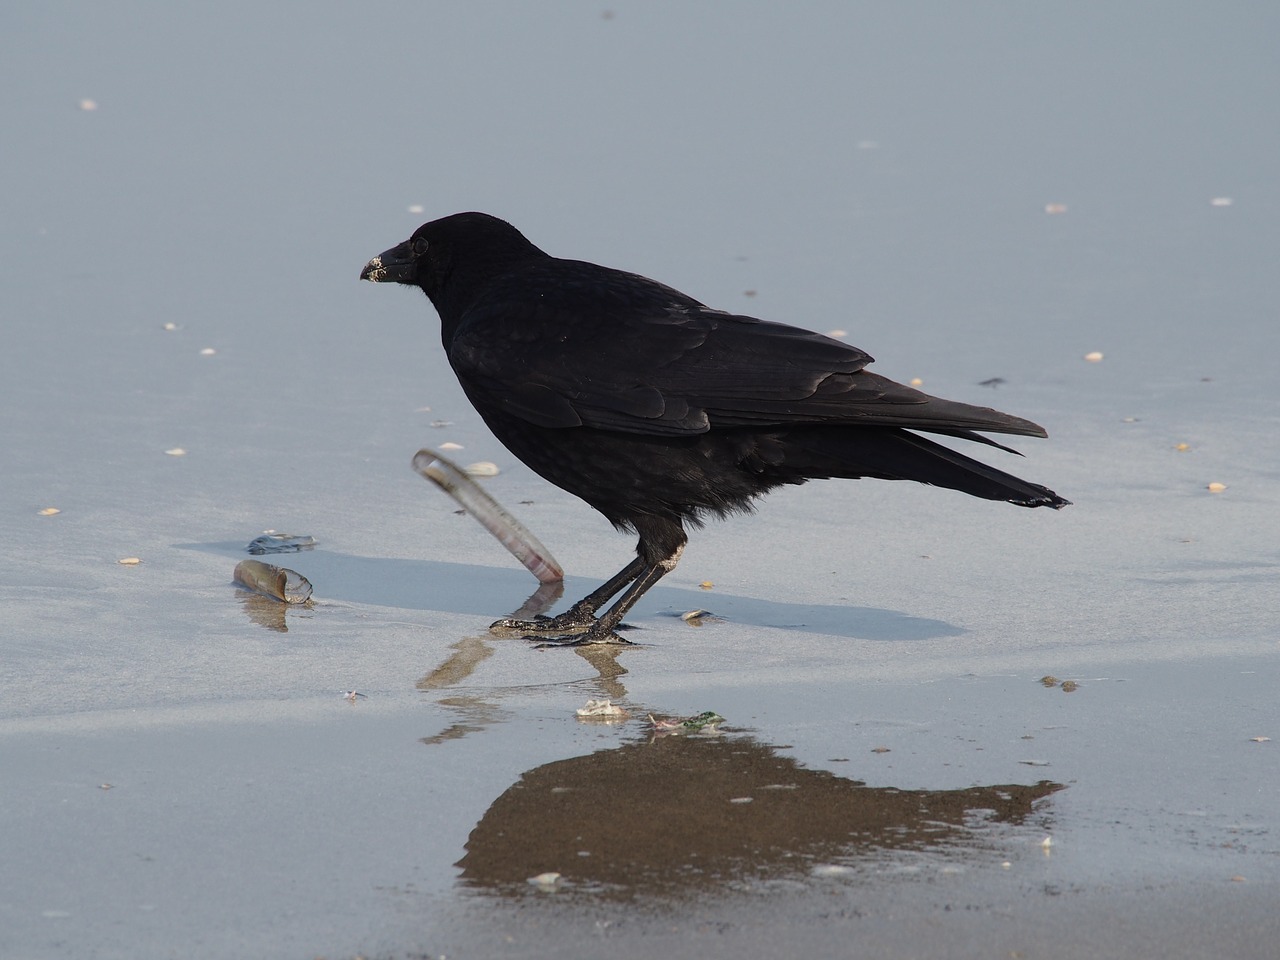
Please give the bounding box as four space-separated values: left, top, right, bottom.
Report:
362 212 1068 644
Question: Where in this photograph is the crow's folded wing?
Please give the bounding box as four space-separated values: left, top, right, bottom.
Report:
449 302 1046 440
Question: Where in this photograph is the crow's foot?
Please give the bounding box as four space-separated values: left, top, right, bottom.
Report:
529 629 634 648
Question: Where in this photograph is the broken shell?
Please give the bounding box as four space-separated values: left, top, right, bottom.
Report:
1084 351 1104 362
164 448 186 457
1207 482 1227 493
199 347 217 356
649 710 726 733
909 377 923 387
465 461 500 477
1044 203 1068 214
117 557 142 565
413 449 563 584
246 532 317 555
233 559 313 603
38 507 61 516
576 698 628 719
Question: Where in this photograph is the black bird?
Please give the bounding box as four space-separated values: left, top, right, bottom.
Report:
362 213 1069 644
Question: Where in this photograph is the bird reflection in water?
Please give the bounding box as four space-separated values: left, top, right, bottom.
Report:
456 734 1063 900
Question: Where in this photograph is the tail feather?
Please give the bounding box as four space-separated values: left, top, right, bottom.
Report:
782 427 1070 508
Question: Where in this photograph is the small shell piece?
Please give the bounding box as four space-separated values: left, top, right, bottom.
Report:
38 507 61 516
117 557 142 565
233 559 313 603
1084 351 1104 362
1207 482 1227 493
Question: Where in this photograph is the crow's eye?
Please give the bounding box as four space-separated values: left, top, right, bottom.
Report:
411 237 429 257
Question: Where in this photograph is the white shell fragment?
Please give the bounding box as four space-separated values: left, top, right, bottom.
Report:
465 461 500 477
527 872 561 889
413 448 563 584
38 507 61 516
79 98 98 111
576 698 628 719
439 441 463 450
164 448 186 457
1084 351 1104 362
117 557 142 565
1044 203 1068 214
1210 197 1233 207
1207 482 1227 493
199 347 217 356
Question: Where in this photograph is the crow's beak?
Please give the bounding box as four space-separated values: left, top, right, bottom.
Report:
360 241 415 283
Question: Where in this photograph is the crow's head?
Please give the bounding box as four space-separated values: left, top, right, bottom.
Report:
361 212 544 315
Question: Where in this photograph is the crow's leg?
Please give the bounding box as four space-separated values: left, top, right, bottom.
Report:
531 520 687 646
489 556 645 636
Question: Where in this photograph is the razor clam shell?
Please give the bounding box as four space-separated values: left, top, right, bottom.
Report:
412 449 563 584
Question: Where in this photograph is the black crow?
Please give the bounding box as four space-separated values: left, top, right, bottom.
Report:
362 213 1069 644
